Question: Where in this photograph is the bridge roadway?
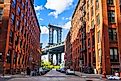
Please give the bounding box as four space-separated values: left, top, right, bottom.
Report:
42 42 64 54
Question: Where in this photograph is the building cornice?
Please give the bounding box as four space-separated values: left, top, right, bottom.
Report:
72 0 80 19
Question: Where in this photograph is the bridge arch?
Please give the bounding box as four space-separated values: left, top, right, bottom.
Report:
48 24 62 45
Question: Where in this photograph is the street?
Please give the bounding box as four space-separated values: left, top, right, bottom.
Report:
0 70 120 81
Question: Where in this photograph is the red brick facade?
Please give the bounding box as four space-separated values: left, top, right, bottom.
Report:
65 0 121 75
65 31 72 69
0 0 41 74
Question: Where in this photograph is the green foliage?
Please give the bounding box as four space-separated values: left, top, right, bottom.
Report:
41 60 60 69
53 66 60 69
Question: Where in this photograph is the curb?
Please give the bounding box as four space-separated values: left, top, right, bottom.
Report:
0 75 30 79
0 76 12 80
74 72 102 78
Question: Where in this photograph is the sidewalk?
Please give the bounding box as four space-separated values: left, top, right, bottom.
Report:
74 71 102 79
0 74 30 79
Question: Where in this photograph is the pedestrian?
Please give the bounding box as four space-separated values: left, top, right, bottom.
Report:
27 67 31 75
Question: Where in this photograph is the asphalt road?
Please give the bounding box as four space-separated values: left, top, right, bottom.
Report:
1 70 120 81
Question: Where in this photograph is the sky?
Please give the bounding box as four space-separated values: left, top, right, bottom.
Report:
34 0 78 48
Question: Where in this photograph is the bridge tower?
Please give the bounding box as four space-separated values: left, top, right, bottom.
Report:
48 24 62 65
48 24 62 45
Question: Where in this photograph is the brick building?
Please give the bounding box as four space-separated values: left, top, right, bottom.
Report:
65 0 121 75
0 0 41 74
65 31 72 69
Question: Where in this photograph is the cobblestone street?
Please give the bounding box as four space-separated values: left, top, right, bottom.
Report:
1 70 119 81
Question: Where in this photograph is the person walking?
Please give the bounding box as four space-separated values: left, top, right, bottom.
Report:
27 67 31 75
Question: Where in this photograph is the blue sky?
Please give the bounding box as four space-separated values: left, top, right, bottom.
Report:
34 0 78 48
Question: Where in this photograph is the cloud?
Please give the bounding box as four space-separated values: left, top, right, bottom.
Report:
62 17 65 20
62 16 72 20
37 12 40 16
36 12 44 21
45 0 74 18
62 21 71 29
63 21 71 29
39 18 43 21
34 5 44 11
40 26 49 34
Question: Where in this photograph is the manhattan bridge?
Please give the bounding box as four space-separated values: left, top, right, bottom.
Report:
42 24 65 65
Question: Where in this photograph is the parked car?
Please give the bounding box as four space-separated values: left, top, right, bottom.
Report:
107 75 120 80
60 68 66 73
43 68 50 73
66 69 75 75
56 68 61 72
39 67 45 75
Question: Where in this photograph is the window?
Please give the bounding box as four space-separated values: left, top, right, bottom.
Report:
9 30 13 43
92 35 95 47
24 19 26 26
91 0 93 4
120 0 121 13
108 28 117 41
26 0 28 2
107 0 114 5
82 10 86 17
87 0 89 9
22 55 24 64
93 51 96 63
87 25 89 32
15 36 19 45
0 0 4 3
17 7 21 15
22 2 25 9
88 38 90 47
18 0 21 3
82 40 85 50
21 13 23 20
0 27 2 34
11 0 16 8
96 14 100 25
91 20 94 28
108 10 115 23
0 53 2 61
18 54 21 64
120 0 121 5
0 8 3 20
16 20 20 30
11 13 15 24
96 0 99 9
110 48 119 62
13 53 17 64
24 31 26 37
21 26 24 33
20 40 22 48
97 31 100 43
25 0 28 6
7 50 11 63
19 26 22 32
98 49 102 63
91 7 94 16
87 13 89 21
